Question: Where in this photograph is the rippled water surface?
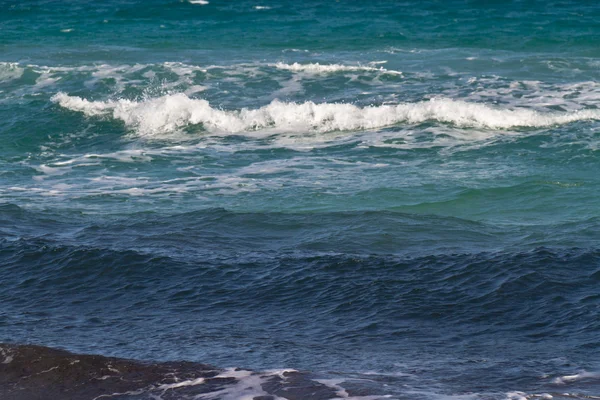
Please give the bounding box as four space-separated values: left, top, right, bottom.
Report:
2 1 600 399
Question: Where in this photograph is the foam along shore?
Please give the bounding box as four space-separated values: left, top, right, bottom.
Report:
0 343 366 400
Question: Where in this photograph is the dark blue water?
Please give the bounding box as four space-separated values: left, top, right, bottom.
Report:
2 1 600 398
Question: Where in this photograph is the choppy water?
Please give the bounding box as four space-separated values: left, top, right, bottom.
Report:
2 1 600 399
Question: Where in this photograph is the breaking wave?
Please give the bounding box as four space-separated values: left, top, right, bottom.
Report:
0 62 24 82
51 92 600 136
272 61 402 75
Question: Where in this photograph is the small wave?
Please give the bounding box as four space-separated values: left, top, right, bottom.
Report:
272 61 402 75
552 371 600 384
505 392 553 400
0 62 24 82
52 92 600 136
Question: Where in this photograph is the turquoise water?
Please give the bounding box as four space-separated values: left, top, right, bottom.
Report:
2 1 600 399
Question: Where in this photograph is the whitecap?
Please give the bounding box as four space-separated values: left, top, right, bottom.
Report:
0 62 24 82
272 62 402 75
52 92 600 137
552 371 600 384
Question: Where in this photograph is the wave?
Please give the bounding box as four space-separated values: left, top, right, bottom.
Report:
51 92 600 136
3 203 600 257
3 238 600 393
272 61 402 75
0 62 23 82
552 371 600 384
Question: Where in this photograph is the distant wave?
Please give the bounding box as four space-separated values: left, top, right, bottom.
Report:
271 62 402 75
52 92 600 136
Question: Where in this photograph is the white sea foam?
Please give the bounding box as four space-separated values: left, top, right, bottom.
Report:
465 78 600 112
506 392 555 400
164 61 208 76
0 62 24 82
189 0 209 4
552 371 600 384
52 92 600 136
272 62 402 75
315 379 391 400
191 368 284 400
5 61 596 119
0 347 14 364
157 377 205 390
506 392 530 400
192 369 391 400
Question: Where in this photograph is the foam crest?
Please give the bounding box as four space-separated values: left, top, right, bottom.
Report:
0 62 24 82
52 92 600 136
552 371 600 384
272 62 402 75
506 392 563 400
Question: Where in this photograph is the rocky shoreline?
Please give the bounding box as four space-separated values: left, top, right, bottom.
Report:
0 343 343 400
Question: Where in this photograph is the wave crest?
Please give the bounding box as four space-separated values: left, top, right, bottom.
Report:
51 92 600 136
272 61 402 75
0 62 24 82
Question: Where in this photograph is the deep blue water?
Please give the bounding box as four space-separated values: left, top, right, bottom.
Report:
2 1 600 399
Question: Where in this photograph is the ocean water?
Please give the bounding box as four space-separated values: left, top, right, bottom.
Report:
2 0 600 399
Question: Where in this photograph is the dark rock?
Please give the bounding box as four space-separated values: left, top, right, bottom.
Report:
0 343 218 400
